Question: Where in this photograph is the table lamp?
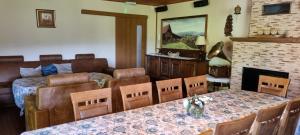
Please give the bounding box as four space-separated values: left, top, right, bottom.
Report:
195 36 206 52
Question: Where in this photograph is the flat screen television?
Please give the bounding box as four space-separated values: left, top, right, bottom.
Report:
241 67 289 92
263 2 291 15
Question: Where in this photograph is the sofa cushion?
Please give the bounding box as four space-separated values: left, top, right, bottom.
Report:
113 68 146 79
42 64 58 76
54 63 72 74
40 55 62 61
75 54 95 60
0 56 24 63
47 73 89 87
20 66 42 78
37 82 99 110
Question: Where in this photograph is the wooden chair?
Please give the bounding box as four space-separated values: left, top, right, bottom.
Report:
215 113 256 135
156 78 183 103
70 88 112 121
184 75 208 96
120 82 153 110
277 97 300 135
199 129 213 135
250 103 287 135
258 75 290 97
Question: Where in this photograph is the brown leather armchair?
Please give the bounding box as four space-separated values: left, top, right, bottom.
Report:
24 73 100 130
108 68 150 113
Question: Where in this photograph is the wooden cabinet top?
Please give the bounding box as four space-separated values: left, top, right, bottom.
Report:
146 53 197 60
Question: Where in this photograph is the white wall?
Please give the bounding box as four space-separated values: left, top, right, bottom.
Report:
0 0 251 67
156 0 251 65
0 0 156 67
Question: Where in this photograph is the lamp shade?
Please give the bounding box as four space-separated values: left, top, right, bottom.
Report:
195 36 206 45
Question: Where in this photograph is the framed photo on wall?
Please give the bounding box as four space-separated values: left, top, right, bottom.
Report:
36 9 56 28
161 15 208 50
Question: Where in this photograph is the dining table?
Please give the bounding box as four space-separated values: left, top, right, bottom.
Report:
21 90 288 135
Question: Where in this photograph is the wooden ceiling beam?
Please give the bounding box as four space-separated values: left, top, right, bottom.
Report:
105 0 193 6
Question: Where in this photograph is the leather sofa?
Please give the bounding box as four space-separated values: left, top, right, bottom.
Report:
25 73 100 130
0 54 114 107
108 68 150 112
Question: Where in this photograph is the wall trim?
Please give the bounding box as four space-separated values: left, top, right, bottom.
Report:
81 9 148 19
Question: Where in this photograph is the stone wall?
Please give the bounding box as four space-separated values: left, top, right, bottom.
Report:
231 41 300 98
249 0 300 37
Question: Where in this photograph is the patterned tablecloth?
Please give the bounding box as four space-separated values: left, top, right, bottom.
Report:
12 73 112 115
21 90 288 135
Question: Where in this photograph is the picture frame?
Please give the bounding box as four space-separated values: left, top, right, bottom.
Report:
262 2 291 15
36 9 56 28
161 15 208 50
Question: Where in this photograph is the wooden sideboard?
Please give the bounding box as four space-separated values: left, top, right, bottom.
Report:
146 54 208 79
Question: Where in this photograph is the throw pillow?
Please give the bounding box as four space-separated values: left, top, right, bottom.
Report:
42 64 58 76
20 66 42 78
54 63 72 74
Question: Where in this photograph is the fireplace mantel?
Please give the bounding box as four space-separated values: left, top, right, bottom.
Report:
231 37 300 43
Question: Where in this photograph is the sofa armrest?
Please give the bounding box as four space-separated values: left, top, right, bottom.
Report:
25 95 50 130
103 67 115 76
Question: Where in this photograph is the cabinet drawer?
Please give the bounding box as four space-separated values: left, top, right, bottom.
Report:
160 58 169 77
170 59 182 78
146 56 160 78
181 61 197 77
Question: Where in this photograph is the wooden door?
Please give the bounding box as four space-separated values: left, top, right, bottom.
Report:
116 16 147 69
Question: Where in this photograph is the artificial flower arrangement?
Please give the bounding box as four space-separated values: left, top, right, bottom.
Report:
183 95 212 118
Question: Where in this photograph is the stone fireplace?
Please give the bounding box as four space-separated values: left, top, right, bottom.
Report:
230 40 300 98
241 67 289 92
230 0 300 99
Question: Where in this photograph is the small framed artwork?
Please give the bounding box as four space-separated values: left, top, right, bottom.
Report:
263 2 291 15
36 9 56 28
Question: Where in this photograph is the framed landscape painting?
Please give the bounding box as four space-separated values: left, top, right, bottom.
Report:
161 15 207 50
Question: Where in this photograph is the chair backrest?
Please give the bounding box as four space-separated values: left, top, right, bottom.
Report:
108 68 150 112
199 129 213 135
120 82 153 110
70 88 112 121
215 113 256 135
258 75 290 97
252 103 287 135
156 78 183 103
278 97 300 135
184 75 208 96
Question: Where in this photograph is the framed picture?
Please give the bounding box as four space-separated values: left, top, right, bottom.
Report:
263 2 291 15
161 15 208 50
36 9 56 28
